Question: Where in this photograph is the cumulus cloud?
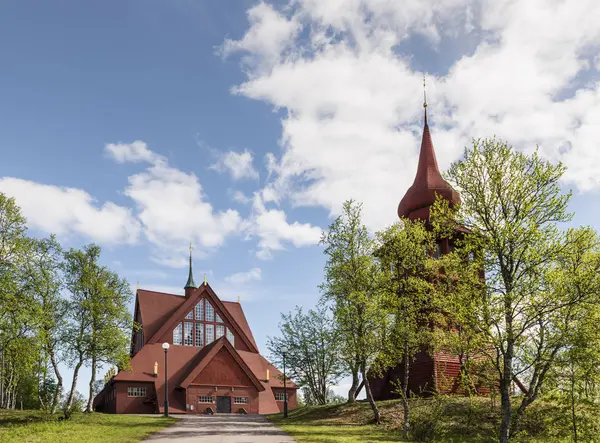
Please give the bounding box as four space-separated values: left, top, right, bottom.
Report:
225 267 262 284
210 149 259 180
106 141 244 266
0 177 141 244
106 140 163 165
225 0 600 230
250 191 322 260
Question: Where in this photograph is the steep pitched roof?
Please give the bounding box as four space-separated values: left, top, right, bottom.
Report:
137 290 185 341
397 109 460 221
237 350 298 389
138 284 259 354
179 337 265 391
222 301 258 350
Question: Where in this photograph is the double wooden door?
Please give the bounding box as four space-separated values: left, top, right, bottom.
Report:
216 396 231 413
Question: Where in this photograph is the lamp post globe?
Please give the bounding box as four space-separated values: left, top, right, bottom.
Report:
162 343 170 417
281 346 288 418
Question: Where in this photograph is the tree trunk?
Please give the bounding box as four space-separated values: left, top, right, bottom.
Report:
85 356 97 412
49 350 63 415
499 343 513 443
570 363 578 443
65 359 83 419
347 364 359 403
362 364 381 424
401 338 411 439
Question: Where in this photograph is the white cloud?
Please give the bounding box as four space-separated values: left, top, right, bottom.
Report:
210 149 259 180
225 267 262 284
220 2 301 73
0 177 141 245
250 191 322 260
106 142 244 266
231 190 251 204
105 140 162 165
225 0 600 231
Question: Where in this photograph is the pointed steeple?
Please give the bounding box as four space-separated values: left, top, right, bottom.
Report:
397 77 460 221
184 243 197 290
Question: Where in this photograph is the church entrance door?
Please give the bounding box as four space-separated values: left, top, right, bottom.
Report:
216 396 231 413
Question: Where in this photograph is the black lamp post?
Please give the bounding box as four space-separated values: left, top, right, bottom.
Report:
162 342 170 417
282 345 288 418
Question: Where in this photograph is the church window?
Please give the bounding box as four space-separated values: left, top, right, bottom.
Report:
184 322 193 346
195 300 204 320
216 325 225 339
199 396 214 403
206 324 214 344
275 392 288 401
127 387 146 397
173 323 183 345
215 313 223 323
206 301 215 322
226 328 235 346
185 311 193 320
195 323 204 346
234 397 248 404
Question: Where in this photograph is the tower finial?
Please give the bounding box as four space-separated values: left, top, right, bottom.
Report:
204 273 207 285
184 242 197 290
423 74 428 109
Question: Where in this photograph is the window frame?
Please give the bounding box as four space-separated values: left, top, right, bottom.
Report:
127 387 147 397
234 397 249 405
198 395 214 403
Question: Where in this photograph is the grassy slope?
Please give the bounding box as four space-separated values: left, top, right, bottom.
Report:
0 410 177 443
268 397 589 442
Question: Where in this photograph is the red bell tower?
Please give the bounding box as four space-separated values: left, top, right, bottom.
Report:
369 80 467 399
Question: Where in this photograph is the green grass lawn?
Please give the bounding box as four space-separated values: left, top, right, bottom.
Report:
0 410 178 443
268 398 595 442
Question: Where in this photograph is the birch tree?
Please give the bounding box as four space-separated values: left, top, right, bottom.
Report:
443 138 598 442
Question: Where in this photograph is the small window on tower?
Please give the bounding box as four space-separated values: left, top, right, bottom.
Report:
433 242 442 259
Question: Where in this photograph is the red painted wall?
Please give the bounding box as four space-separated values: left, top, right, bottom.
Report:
115 381 156 414
186 386 259 414
271 387 297 412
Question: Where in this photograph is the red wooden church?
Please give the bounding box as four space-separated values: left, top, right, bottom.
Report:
369 95 470 400
94 257 297 414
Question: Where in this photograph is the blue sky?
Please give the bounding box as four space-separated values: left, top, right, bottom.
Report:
1 0 600 397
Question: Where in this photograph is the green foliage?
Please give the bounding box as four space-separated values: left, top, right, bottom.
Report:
0 193 133 416
438 137 599 442
267 306 345 405
320 200 391 422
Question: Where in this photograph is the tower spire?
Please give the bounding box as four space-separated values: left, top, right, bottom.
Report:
423 74 428 109
397 80 460 221
184 242 197 289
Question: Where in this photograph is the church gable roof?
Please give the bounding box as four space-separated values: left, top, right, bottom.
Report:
141 284 259 354
180 337 265 391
